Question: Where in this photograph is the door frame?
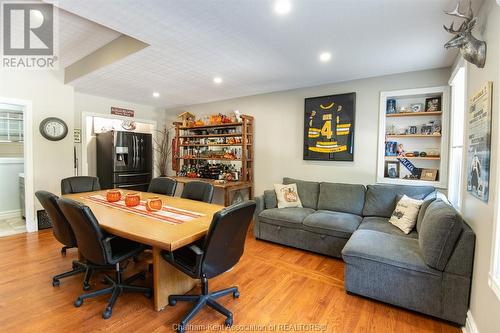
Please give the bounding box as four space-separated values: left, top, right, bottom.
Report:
80 112 158 177
0 96 35 232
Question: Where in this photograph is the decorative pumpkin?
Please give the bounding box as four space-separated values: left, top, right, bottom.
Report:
124 193 141 207
106 190 122 203
146 196 162 212
284 188 298 202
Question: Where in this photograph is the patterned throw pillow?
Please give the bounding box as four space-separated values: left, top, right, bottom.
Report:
274 183 303 209
389 195 424 234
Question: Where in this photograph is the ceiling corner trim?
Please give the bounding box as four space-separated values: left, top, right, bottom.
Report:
64 35 149 84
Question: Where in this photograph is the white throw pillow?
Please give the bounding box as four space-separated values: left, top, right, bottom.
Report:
389 195 423 234
274 183 303 209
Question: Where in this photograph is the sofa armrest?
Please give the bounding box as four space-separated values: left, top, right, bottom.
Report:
253 195 265 238
444 222 476 277
263 190 277 209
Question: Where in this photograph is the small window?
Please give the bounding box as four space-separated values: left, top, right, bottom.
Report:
448 66 465 210
0 109 24 142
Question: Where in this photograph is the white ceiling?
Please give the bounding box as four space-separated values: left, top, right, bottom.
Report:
58 9 121 68
53 0 480 108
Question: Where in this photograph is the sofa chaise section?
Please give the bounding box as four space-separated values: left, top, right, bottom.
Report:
342 200 475 325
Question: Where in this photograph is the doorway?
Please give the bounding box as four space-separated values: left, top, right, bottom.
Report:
0 97 35 235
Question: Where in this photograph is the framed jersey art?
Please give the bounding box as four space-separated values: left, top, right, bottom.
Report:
303 92 356 161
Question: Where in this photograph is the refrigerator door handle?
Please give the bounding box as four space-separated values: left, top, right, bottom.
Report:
133 135 137 169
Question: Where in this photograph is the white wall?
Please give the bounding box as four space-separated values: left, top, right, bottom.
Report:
461 0 500 332
0 70 75 222
166 68 450 196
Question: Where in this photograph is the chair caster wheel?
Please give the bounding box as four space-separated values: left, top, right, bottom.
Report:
74 297 83 307
61 248 67 256
144 291 152 299
72 262 78 269
83 283 90 291
102 307 112 319
225 317 233 327
233 291 240 298
168 298 177 306
52 279 60 287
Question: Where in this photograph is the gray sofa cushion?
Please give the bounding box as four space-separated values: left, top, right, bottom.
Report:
263 190 277 209
362 185 435 218
358 216 418 239
317 182 366 216
258 207 315 229
419 200 463 271
416 191 437 233
283 177 319 209
303 210 362 238
342 230 441 276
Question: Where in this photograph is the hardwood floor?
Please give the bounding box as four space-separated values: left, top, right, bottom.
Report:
0 230 460 333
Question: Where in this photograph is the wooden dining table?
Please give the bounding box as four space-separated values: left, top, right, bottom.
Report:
63 190 224 311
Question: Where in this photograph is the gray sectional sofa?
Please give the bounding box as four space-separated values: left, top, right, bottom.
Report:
253 177 475 325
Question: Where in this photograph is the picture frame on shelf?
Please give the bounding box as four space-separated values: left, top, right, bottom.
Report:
385 141 398 156
420 168 438 181
385 161 400 179
425 96 442 112
410 103 424 113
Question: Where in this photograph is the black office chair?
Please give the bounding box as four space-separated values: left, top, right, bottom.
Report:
148 177 177 196
58 198 151 319
35 190 92 289
161 200 256 332
61 176 101 195
180 181 214 203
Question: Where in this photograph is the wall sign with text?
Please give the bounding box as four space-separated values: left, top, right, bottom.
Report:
111 107 135 117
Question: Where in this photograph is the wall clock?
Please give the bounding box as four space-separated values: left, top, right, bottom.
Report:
39 117 68 141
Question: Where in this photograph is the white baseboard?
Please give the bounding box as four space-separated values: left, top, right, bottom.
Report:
462 310 479 333
0 209 21 220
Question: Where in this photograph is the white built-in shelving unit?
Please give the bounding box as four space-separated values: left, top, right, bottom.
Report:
377 86 450 188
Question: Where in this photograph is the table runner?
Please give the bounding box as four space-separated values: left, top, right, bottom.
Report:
86 195 204 225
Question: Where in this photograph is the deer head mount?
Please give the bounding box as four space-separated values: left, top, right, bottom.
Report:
443 1 486 68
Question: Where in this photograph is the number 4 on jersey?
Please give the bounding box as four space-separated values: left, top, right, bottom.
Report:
321 120 333 139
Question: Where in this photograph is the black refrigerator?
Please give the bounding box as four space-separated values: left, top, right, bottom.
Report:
96 131 153 191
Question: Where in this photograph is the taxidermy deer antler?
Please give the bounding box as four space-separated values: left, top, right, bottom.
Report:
443 1 486 68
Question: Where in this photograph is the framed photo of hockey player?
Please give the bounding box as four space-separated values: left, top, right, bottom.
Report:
303 92 356 161
466 81 493 202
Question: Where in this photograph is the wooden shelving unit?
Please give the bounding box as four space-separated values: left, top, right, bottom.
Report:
173 115 254 206
378 86 449 188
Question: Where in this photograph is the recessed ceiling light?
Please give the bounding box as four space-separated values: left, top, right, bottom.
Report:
213 77 223 84
319 52 332 62
152 92 160 98
274 0 291 15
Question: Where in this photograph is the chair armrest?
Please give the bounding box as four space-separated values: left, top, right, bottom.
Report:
164 244 205 276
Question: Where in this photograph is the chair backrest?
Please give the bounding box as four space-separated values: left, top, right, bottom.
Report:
58 198 108 265
181 181 214 203
201 200 256 278
61 176 101 195
148 177 177 196
35 190 77 248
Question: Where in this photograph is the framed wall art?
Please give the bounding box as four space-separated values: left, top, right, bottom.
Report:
303 92 356 161
466 81 493 202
